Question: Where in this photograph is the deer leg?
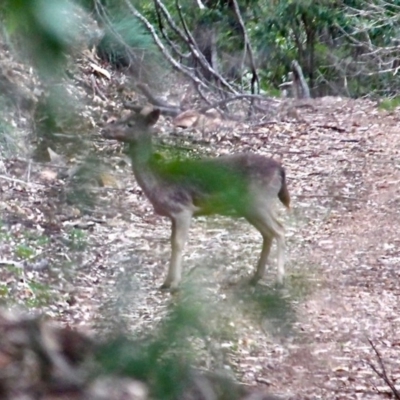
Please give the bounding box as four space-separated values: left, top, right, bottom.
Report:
250 232 273 285
246 211 286 285
275 225 286 284
161 211 192 290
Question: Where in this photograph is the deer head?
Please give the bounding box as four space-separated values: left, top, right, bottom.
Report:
102 109 160 143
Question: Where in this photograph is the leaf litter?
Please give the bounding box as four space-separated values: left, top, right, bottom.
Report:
1 84 400 398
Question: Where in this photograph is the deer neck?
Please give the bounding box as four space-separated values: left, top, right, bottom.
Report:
127 138 161 203
127 136 153 165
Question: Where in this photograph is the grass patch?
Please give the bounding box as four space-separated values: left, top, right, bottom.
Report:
15 244 35 259
378 97 400 112
67 228 87 251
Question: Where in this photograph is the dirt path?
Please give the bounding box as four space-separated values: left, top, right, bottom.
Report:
268 98 400 398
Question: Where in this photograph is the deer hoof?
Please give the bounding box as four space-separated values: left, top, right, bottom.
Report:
160 282 180 293
160 282 171 290
249 275 260 286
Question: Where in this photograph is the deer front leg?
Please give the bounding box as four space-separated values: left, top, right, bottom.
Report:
161 211 192 291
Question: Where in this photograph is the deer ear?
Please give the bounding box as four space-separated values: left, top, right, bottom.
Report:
145 109 160 126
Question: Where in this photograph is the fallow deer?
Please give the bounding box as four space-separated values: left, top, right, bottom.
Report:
103 109 290 290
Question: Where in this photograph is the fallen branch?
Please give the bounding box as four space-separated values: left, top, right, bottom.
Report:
135 83 182 116
198 94 277 118
0 175 44 187
368 339 400 399
129 84 275 120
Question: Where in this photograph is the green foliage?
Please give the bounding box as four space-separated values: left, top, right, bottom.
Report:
241 0 400 96
97 337 191 400
67 228 87 251
5 264 24 278
15 245 35 259
97 14 158 65
96 298 201 399
251 0 341 89
3 0 81 76
11 229 51 261
2 0 101 162
0 224 69 308
96 6 166 86
26 233 50 246
95 288 246 400
1 264 53 308
25 281 52 307
0 284 9 297
378 97 400 111
94 277 301 399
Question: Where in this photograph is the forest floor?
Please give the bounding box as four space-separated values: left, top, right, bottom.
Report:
1 76 400 398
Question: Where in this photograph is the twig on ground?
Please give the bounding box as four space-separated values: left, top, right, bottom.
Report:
368 338 400 399
0 175 44 187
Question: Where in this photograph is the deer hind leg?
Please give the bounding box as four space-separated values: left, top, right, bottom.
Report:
161 210 192 291
246 208 286 285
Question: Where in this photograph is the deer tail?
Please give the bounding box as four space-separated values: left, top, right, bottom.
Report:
278 167 290 209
